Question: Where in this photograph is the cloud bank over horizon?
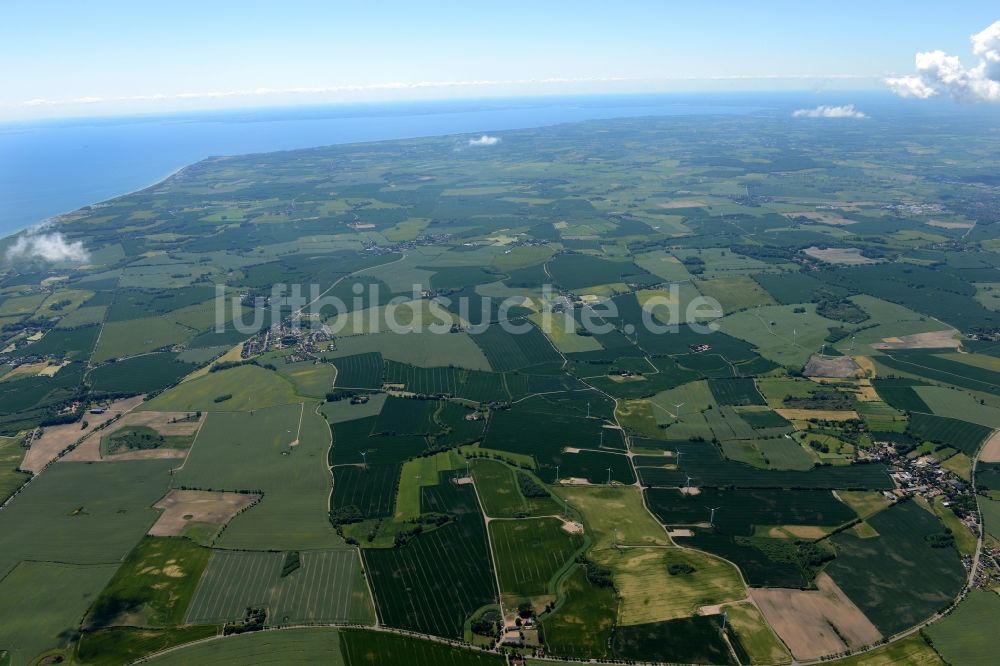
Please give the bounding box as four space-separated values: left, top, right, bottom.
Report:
6 223 89 263
792 104 867 118
887 20 1000 102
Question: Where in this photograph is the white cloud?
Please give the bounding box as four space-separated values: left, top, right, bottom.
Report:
468 134 500 146
887 20 1000 102
792 104 867 118
6 223 88 263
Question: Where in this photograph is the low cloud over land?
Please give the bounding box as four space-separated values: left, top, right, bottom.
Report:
792 104 867 118
468 134 500 146
6 224 88 263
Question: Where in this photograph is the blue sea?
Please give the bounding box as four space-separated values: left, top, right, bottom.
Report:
0 91 940 238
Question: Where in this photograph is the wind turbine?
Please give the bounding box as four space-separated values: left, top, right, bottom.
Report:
684 474 693 489
606 467 613 485
673 402 685 421
600 428 605 448
709 506 721 527
721 610 729 632
555 465 560 483
360 451 368 470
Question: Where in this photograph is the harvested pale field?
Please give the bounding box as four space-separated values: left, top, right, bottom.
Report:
804 355 861 378
149 489 260 537
23 396 144 473
37 362 69 377
927 219 974 230
751 572 881 661
763 525 831 539
60 437 102 462
0 362 49 381
871 329 959 350
786 211 856 226
979 431 1000 463
657 199 707 209
105 448 188 461
102 410 203 438
852 380 880 401
775 408 859 421
62 410 203 462
854 355 877 377
803 247 877 265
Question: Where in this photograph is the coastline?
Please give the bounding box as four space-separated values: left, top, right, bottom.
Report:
0 163 191 242
0 94 778 242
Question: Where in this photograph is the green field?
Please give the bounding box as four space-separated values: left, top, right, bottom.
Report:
646 487 856 536
724 601 791 666
826 634 944 666
174 404 346 550
825 500 966 635
394 450 463 520
719 304 845 367
914 385 1000 427
602 546 746 626
142 365 301 412
5 98 1000 665
383 360 509 402
908 411 992 455
331 352 385 390
470 323 561 372
185 549 373 625
612 616 737 665
471 459 559 518
338 628 504 666
144 627 344 665
695 275 776 313
555 485 668 549
363 482 497 638
276 360 337 398
708 377 766 406
88 537 211 628
76 626 220 666
541 564 616 659
0 435 28 503
925 589 1000 666
0 460 175 580
331 463 400 518
0 561 120 666
490 517 585 599
326 331 491 371
88 352 196 395
320 393 386 423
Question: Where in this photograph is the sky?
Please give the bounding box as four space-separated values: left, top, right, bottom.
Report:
1 1 999 121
